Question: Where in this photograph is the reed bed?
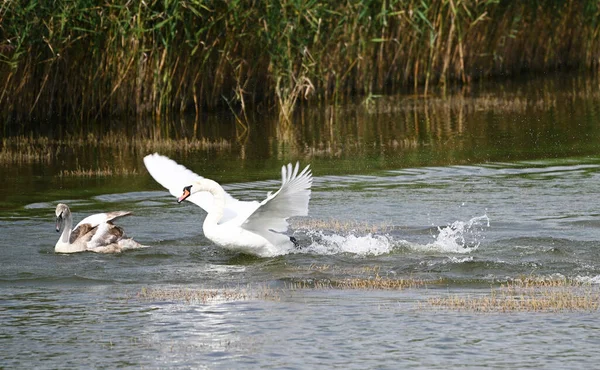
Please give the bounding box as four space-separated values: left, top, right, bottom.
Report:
2 0 600 124
285 272 436 290
286 275 429 291
3 74 600 171
57 167 139 178
0 139 54 164
425 277 600 312
283 264 430 290
60 133 232 152
136 285 280 304
0 134 231 167
134 275 599 313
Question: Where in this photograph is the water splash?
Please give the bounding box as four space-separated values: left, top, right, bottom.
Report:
419 215 490 254
576 275 600 285
296 231 396 256
292 215 490 256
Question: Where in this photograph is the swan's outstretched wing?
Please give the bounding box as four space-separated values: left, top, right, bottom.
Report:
143 153 243 222
144 153 213 210
74 211 132 230
68 223 96 244
241 162 312 246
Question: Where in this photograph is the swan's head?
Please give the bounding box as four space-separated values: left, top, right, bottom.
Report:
55 203 70 232
178 185 193 203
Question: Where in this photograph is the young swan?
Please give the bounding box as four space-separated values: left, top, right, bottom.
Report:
54 203 144 253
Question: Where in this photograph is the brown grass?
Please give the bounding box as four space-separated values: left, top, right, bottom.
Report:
286 274 429 291
58 167 139 178
0 134 231 166
67 133 232 152
136 286 280 304
134 274 599 313
287 265 438 291
0 137 54 164
425 277 600 312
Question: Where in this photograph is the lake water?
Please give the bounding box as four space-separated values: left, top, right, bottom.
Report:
2 75 600 368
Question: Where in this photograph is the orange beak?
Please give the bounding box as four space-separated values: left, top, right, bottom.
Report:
178 187 191 203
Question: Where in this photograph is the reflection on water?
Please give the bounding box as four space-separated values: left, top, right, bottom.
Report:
2 75 600 210
2 75 600 198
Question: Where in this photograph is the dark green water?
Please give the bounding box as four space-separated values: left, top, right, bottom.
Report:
2 74 600 368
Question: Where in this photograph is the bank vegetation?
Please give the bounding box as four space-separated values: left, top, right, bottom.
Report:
1 0 599 126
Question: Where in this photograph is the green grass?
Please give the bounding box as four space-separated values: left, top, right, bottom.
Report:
2 1 600 124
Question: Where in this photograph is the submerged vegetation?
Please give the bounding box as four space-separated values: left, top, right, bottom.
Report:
2 0 600 125
136 286 281 303
425 277 600 312
135 275 599 313
285 276 428 290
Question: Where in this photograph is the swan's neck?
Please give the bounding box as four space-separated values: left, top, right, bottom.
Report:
60 213 73 244
193 179 226 227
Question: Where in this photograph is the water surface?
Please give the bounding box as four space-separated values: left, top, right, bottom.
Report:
2 75 600 368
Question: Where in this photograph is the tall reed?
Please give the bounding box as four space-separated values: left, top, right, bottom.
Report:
1 0 599 126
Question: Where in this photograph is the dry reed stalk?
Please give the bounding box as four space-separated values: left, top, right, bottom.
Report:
425 278 600 312
58 167 139 178
136 286 280 304
286 275 429 291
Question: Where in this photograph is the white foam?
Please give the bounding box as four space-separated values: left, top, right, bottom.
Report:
292 215 490 256
419 256 474 267
296 231 396 256
420 215 490 254
575 275 600 285
205 264 247 273
449 256 474 263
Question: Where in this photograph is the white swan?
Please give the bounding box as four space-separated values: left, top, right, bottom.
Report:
54 203 144 253
143 153 312 257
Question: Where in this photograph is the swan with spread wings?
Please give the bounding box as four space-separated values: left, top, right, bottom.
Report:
143 153 312 257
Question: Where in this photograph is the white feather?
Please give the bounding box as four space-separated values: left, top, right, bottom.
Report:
241 162 312 247
143 154 312 256
74 211 131 230
143 153 254 223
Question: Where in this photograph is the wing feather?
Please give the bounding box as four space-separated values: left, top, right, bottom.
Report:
241 162 312 246
143 153 214 211
69 223 96 244
75 211 131 230
143 153 245 222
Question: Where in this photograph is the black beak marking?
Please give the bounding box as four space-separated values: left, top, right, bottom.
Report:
55 213 63 232
178 185 192 204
